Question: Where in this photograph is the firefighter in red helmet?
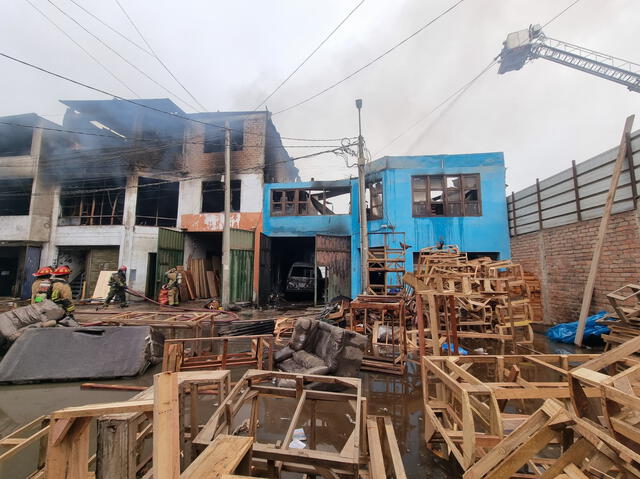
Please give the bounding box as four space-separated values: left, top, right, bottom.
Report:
103 265 129 308
51 265 76 315
31 266 54 304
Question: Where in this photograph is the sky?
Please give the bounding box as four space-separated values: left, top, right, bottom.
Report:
1 0 639 193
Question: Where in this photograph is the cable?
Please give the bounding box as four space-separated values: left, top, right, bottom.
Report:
113 0 208 111
0 142 359 198
0 119 351 151
374 58 498 156
273 0 465 115
0 49 350 143
24 0 139 97
253 0 366 110
45 0 200 112
66 0 153 56
542 0 582 28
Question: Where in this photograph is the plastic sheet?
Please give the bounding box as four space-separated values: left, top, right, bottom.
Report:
546 311 609 344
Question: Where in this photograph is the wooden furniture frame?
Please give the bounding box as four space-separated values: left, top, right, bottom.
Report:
162 334 274 372
422 354 601 471
193 369 366 479
349 295 407 375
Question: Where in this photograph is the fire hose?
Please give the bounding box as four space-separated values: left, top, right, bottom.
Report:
124 287 240 319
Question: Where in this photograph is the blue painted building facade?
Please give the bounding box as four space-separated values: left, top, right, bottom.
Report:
262 153 510 299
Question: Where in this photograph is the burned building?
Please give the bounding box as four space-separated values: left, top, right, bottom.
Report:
0 99 297 301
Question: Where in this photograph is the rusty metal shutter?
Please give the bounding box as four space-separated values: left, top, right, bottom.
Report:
315 235 351 301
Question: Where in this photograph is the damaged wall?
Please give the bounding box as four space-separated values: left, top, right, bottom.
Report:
511 208 640 324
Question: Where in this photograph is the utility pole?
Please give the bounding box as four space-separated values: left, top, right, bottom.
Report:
356 99 369 294
221 121 231 309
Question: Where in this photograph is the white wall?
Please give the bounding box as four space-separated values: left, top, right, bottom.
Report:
237 173 263 212
0 216 32 241
177 179 203 228
54 225 124 246
127 226 159 293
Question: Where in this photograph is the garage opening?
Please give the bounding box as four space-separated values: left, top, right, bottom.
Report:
0 247 22 297
269 237 323 303
56 246 119 299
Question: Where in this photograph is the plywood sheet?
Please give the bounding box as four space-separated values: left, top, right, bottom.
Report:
92 271 116 299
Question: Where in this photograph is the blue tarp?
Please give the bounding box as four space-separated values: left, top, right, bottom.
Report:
441 343 469 355
546 311 610 344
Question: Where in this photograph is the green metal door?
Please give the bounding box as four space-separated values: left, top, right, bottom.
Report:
155 228 184 298
230 229 254 303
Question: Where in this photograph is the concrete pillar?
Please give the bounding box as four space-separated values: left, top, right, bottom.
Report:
120 175 138 271
41 186 61 267
177 179 202 228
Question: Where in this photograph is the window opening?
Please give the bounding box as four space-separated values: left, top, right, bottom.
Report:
412 174 481 217
135 177 179 227
270 187 351 216
59 178 126 225
0 178 32 215
366 180 383 220
202 180 241 213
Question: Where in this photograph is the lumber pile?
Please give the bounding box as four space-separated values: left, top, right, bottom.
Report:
185 258 221 300
423 335 640 478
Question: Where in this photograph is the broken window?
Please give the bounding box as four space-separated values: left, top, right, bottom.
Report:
135 177 179 227
270 187 351 216
0 179 32 215
366 180 383 220
203 120 244 153
202 180 241 213
0 126 32 156
412 174 481 217
59 178 126 226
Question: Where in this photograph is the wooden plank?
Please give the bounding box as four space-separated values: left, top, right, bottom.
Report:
367 417 385 479
539 438 594 479
51 400 154 419
153 372 180 479
383 416 407 479
575 115 635 346
182 434 253 479
91 270 116 299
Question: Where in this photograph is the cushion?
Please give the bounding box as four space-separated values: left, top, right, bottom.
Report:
292 350 326 370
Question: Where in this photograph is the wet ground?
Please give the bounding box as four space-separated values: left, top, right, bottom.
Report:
0 304 601 479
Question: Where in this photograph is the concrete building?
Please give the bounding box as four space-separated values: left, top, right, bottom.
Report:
0 99 297 301
262 153 510 299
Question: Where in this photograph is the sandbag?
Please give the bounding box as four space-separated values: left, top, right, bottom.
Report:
0 300 65 348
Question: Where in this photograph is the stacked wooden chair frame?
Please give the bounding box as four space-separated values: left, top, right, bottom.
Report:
598 283 640 349
422 335 640 479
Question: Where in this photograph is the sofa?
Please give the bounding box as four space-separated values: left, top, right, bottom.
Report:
274 318 367 378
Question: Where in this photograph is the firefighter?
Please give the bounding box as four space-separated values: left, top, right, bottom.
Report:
31 266 54 304
103 266 129 308
163 267 182 306
50 265 76 316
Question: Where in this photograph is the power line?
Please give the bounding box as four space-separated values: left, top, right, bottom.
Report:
24 0 139 97
66 0 153 56
46 0 200 112
273 0 465 115
113 0 208 111
374 58 498 156
253 0 366 110
374 0 586 157
0 120 351 149
0 50 349 143
0 142 358 198
542 0 582 28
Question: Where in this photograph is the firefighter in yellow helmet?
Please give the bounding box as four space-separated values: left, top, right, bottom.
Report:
31 266 54 304
163 267 182 306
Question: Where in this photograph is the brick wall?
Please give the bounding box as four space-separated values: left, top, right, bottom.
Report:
510 209 640 324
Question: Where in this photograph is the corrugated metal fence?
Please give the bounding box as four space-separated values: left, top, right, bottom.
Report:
508 130 640 236
230 228 254 303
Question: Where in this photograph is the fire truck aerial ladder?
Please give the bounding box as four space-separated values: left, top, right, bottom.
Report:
498 24 640 93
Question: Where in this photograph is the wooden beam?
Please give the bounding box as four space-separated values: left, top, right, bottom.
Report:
153 372 180 479
575 115 635 345
51 400 154 419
